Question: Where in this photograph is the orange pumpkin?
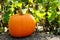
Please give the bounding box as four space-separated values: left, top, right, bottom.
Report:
8 13 36 37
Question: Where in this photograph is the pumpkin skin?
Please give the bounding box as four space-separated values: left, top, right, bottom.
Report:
8 14 36 37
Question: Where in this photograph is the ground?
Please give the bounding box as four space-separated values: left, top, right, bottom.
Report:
0 32 60 40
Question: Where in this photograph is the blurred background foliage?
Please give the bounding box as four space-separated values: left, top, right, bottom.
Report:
0 0 60 34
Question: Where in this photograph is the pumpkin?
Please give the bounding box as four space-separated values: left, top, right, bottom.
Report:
8 10 36 37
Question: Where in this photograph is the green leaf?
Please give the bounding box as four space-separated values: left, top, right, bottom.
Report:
3 11 10 24
49 1 58 7
0 27 3 33
4 0 8 3
35 10 45 19
21 0 28 2
48 8 57 22
36 0 43 3
57 14 60 24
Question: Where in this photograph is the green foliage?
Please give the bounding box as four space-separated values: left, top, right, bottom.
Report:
0 0 60 34
36 0 43 3
3 10 10 24
21 0 28 2
2 0 60 25
48 7 57 22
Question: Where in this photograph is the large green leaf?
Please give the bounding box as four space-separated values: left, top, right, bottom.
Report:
48 8 57 22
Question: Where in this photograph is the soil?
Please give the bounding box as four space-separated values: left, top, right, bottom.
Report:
0 32 60 40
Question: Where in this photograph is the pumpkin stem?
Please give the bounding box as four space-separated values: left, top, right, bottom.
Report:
18 9 23 15
16 7 23 15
